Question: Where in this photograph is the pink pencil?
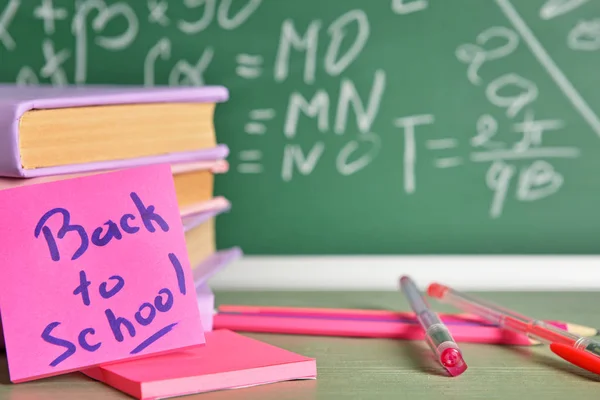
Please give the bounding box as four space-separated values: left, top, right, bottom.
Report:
217 305 595 336
213 309 539 345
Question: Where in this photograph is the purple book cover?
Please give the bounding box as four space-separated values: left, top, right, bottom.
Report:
193 247 243 289
182 200 232 232
194 248 243 331
0 84 229 178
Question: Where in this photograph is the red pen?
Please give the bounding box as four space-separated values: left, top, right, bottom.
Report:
428 282 600 376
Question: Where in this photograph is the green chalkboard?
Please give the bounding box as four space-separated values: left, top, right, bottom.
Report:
2 0 600 254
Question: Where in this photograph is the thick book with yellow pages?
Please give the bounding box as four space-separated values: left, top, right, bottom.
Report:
0 84 228 177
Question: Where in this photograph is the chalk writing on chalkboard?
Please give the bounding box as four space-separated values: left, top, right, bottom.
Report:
454 22 576 218
3 0 600 229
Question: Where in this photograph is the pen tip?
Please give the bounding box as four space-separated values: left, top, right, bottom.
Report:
440 348 468 377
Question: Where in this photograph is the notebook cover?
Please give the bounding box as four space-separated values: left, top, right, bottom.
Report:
194 248 243 332
0 157 230 191
0 85 229 177
193 247 243 288
180 196 231 219
182 204 231 232
171 159 229 175
82 329 316 400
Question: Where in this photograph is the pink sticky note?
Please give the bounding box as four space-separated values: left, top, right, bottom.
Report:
83 329 317 400
0 164 205 383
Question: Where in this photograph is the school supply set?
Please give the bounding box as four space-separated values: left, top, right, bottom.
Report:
0 84 239 333
0 85 316 398
214 277 600 378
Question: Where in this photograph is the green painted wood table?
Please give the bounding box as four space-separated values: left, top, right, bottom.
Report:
1 291 599 400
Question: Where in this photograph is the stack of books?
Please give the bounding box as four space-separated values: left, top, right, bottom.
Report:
0 84 317 399
0 84 242 333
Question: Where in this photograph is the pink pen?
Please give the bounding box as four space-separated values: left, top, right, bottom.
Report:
399 276 468 376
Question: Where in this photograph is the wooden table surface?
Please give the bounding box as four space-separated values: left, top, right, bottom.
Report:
1 291 599 400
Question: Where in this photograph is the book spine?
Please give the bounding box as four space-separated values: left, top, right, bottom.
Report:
0 103 26 177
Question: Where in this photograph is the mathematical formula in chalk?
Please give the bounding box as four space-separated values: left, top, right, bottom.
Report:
2 0 600 221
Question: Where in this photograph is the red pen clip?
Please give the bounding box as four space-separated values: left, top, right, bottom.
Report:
550 343 600 375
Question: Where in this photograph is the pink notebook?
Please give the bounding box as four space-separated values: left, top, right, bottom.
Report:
83 329 317 400
0 85 229 177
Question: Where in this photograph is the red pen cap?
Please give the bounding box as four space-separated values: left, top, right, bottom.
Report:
550 343 600 375
427 283 449 299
